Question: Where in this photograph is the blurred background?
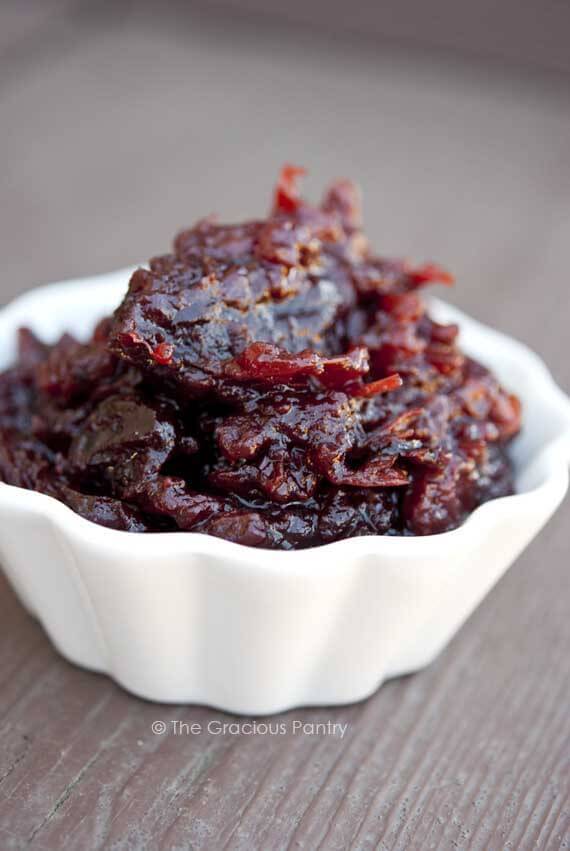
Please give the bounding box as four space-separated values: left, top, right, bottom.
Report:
1 0 569 390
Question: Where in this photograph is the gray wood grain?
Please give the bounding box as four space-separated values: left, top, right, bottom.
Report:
0 4 569 849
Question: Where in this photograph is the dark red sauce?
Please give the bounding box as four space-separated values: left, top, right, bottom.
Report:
0 168 522 548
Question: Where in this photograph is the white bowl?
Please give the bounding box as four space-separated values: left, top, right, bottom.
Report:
1 268 569 714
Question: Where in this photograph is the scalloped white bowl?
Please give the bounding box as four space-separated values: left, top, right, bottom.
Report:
1 269 569 714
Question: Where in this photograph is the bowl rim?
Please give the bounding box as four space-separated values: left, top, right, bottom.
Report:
1 268 569 566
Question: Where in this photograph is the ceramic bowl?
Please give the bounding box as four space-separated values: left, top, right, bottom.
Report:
1 269 569 714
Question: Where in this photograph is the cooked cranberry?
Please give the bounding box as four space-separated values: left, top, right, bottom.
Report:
0 167 521 546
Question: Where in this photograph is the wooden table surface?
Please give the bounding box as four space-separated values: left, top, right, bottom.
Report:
1 3 569 849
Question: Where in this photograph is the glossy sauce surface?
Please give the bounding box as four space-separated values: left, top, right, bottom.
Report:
0 168 521 548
